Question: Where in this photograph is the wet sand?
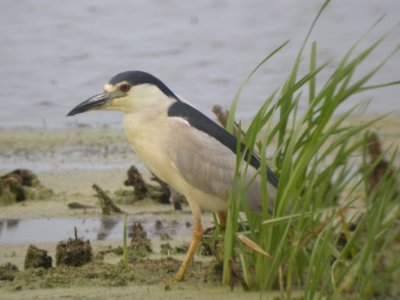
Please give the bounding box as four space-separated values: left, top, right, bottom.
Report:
0 285 279 300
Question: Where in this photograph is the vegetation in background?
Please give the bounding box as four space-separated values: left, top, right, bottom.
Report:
222 1 400 298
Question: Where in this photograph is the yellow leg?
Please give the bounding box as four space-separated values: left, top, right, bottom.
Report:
174 217 203 281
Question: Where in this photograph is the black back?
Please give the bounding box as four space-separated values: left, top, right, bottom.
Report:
168 101 279 188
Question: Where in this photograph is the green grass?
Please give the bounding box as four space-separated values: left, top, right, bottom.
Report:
221 1 400 298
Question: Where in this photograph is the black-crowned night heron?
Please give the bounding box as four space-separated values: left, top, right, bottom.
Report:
67 71 278 281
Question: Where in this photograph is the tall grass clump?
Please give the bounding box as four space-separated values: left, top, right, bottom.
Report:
222 1 400 298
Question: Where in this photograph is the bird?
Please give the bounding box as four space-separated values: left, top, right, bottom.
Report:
67 70 278 282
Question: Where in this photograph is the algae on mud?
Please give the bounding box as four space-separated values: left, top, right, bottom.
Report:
0 259 273 300
1 257 215 290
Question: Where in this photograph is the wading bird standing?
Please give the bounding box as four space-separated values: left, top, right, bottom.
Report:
67 71 278 281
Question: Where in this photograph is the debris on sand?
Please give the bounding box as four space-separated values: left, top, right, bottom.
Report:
120 165 171 204
131 222 148 240
92 183 123 215
95 223 153 259
0 263 19 281
366 132 398 193
67 202 96 210
149 174 171 204
3 169 38 186
160 243 174 255
129 222 152 256
0 169 53 205
150 175 186 209
118 164 185 209
160 242 189 255
56 228 92 267
24 245 52 269
175 243 189 254
124 165 148 199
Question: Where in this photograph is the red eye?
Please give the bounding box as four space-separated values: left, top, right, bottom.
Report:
120 84 131 93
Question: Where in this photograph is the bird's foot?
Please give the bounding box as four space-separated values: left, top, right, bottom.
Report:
165 273 184 285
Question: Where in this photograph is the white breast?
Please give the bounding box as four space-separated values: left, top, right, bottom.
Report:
122 110 228 213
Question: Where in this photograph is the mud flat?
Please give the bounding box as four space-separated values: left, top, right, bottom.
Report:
0 116 399 299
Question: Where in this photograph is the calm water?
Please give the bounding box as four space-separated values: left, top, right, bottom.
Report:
0 0 399 128
0 216 192 244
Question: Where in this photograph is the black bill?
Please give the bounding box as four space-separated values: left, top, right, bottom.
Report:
67 92 110 116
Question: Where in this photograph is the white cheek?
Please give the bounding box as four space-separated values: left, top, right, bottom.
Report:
130 85 175 108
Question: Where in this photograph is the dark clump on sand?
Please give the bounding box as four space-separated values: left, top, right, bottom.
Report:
0 169 53 205
124 165 148 199
119 165 185 209
24 245 52 269
93 183 123 215
160 242 190 255
129 222 152 256
56 229 92 267
0 263 19 281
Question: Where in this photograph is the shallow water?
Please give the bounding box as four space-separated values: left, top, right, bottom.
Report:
0 216 192 244
0 0 399 128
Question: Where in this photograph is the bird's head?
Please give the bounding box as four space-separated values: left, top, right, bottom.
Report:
67 71 177 116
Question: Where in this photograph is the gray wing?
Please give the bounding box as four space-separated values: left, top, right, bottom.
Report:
167 121 275 212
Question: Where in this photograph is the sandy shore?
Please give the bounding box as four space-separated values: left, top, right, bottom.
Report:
0 116 399 299
0 285 281 300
